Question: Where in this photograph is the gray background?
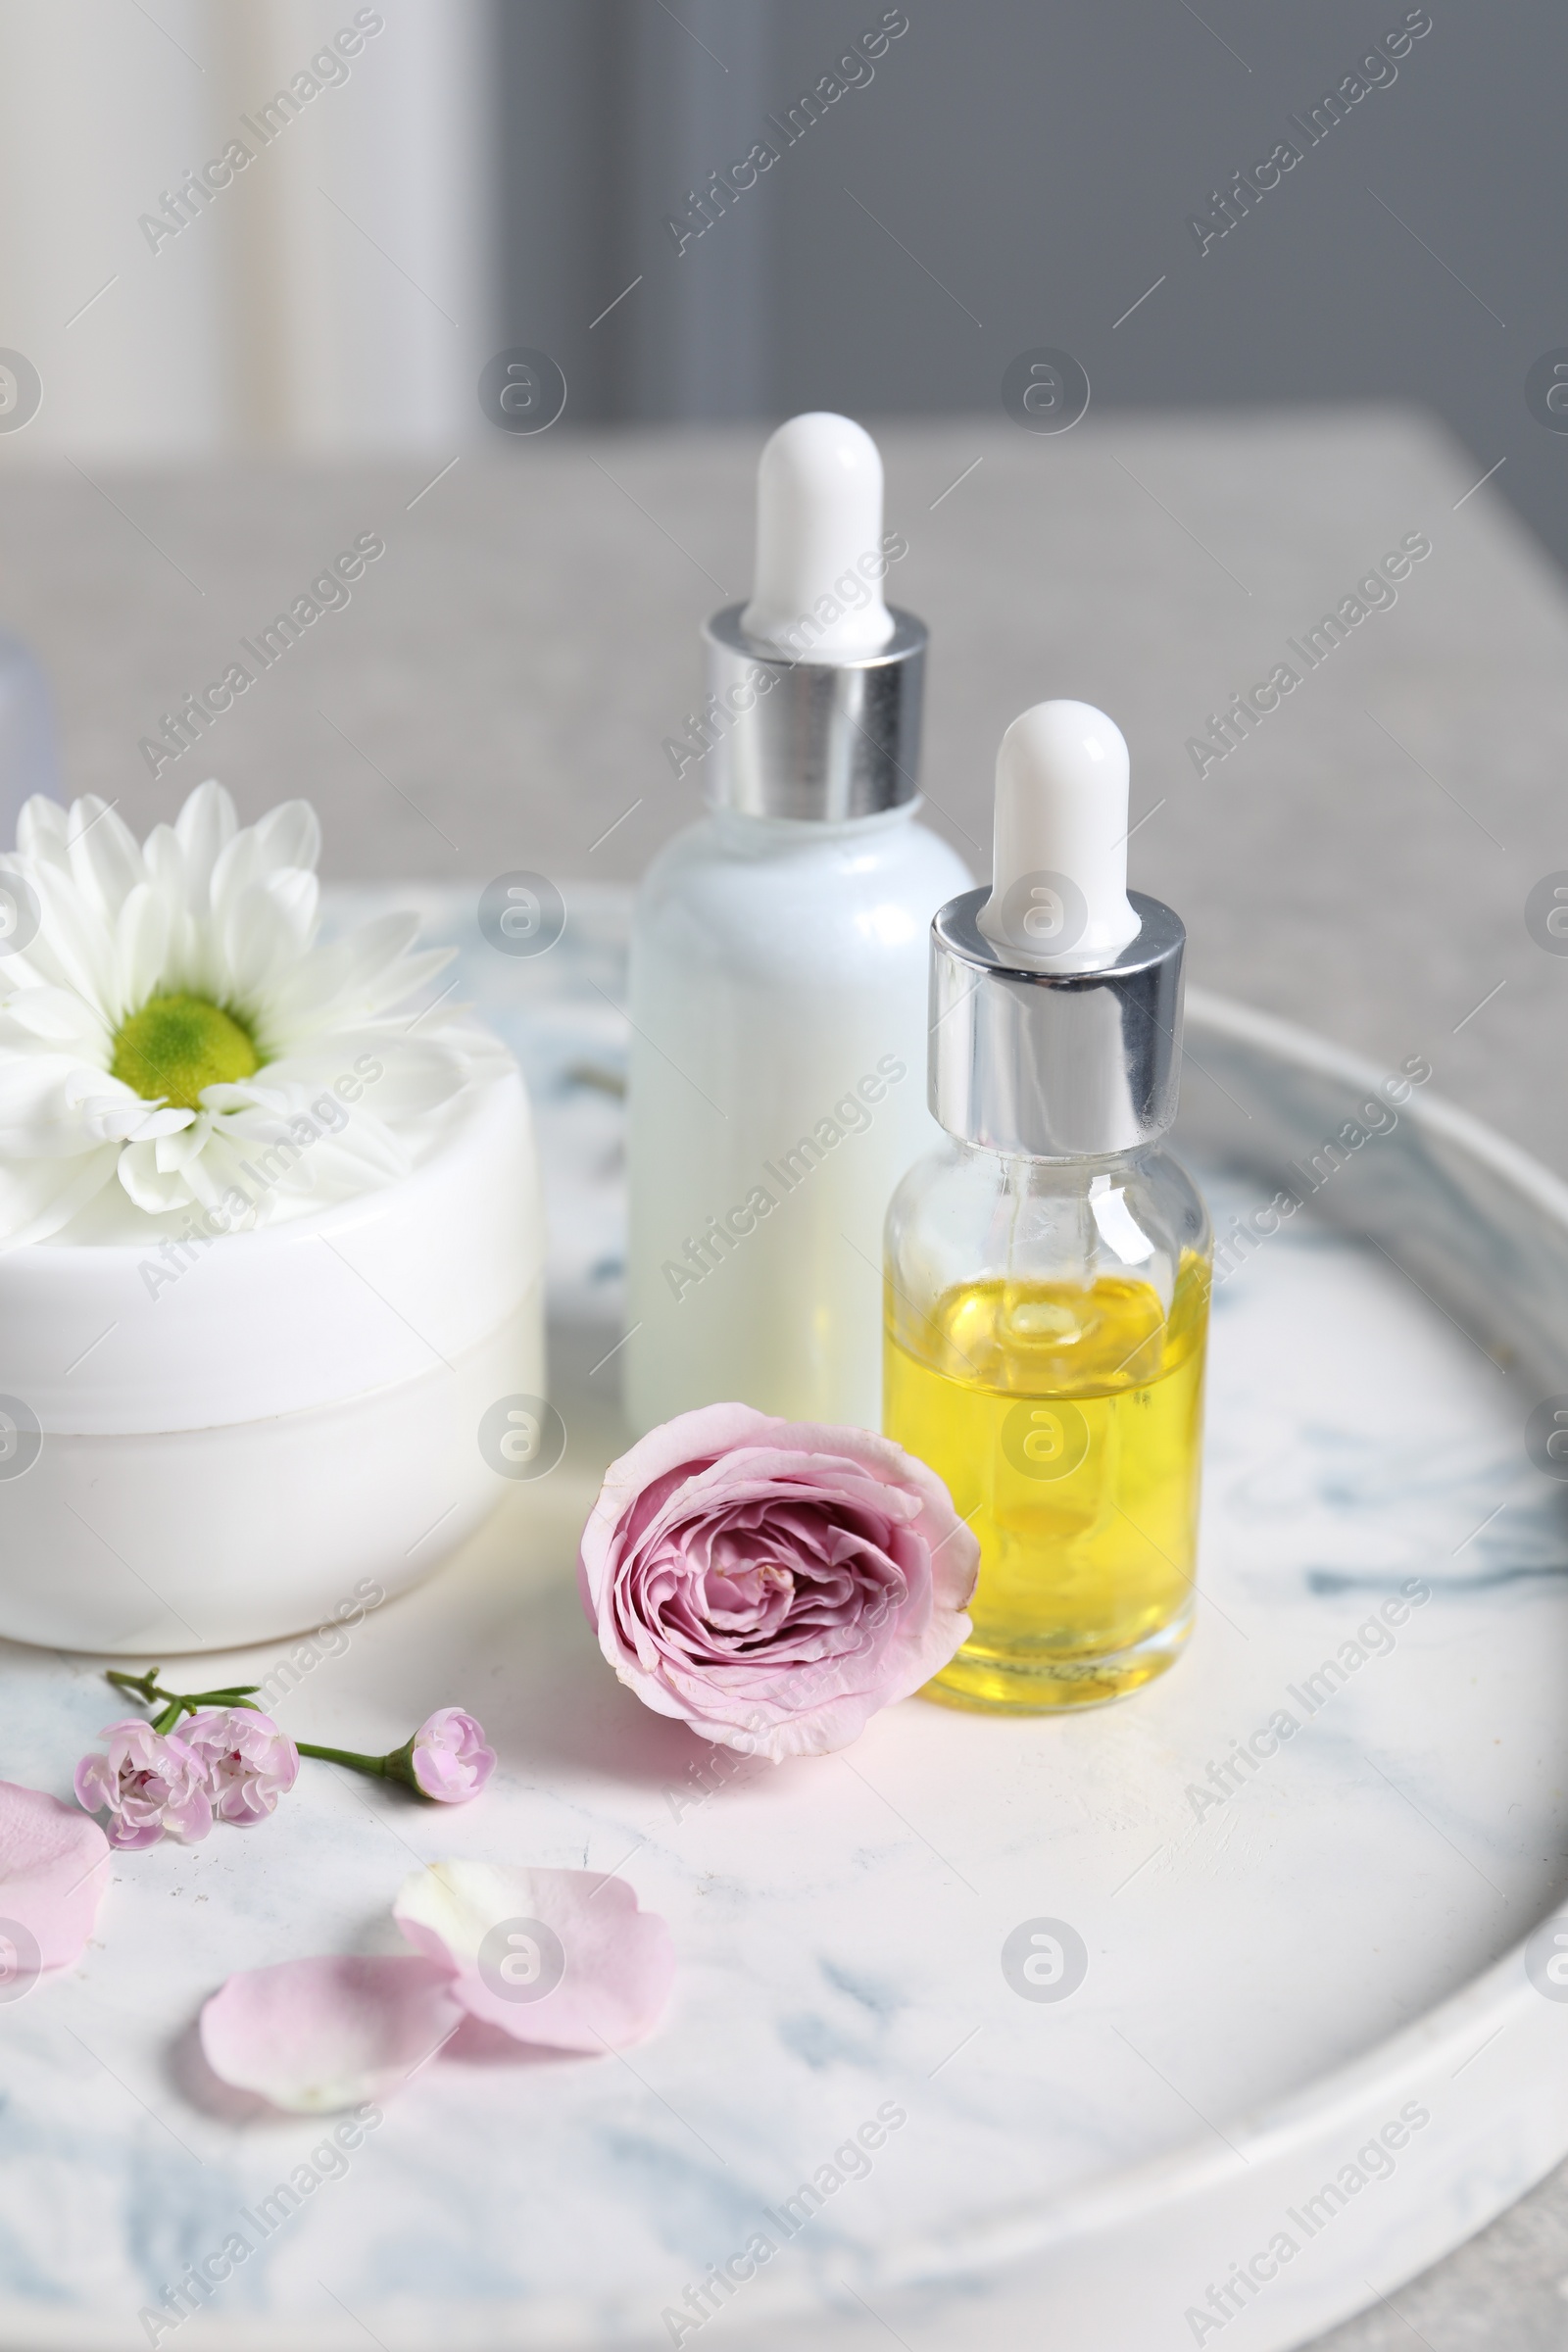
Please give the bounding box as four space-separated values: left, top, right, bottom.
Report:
496 0 1568 574
21 406 1565 1172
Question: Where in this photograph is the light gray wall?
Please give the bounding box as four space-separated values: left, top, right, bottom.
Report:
496 0 1568 572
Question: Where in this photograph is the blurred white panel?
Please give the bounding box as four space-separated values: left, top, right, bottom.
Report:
217 0 492 450
0 0 491 457
0 0 224 455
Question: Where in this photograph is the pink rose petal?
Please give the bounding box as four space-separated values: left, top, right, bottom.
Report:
0 1780 111 1985
199 1954 463 2113
577 1402 979 1759
394 1861 674 2050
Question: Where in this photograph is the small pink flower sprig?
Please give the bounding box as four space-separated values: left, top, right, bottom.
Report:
75 1669 494 1851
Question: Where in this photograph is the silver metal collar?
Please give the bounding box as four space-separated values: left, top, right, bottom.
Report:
700 604 926 821
930 886 1185 1158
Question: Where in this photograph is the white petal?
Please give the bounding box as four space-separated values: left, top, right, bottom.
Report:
272 1107 410 1192
117 1141 193 1214
208 825 268 927
424 1010 515 1084
70 1078 193 1144
15 797 72 870
201 1080 290 1115
112 884 172 1024
141 823 186 903
0 1146 121 1250
267 945 455 1048
303 1118 412 1192
198 1088 411 1213
297 913 421 1005
253 800 321 876
340 947 457 1025
0 1056 160 1157
0 988 111 1054
15 869 120 1016
263 865 319 951
154 1112 214 1172
181 1132 260 1220
218 882 310 1009
151 900 210 1002
68 800 145 922
267 1036 466 1118
173 781 237 905
0 1058 91 1154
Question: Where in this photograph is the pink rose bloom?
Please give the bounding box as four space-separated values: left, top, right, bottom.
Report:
74 1719 213 1849
409 1710 495 1801
577 1403 979 1760
182 1708 299 1825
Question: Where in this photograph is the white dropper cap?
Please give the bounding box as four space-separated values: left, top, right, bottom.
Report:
976 700 1142 973
740 412 897 659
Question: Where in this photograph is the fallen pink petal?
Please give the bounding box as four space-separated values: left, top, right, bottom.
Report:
199 1954 465 2113
0 1781 112 1984
577 1402 979 1759
181 1708 300 1825
74 1720 214 1850
394 1861 675 2051
410 1709 495 1802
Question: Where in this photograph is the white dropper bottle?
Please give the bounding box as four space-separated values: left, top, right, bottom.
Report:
623 413 972 1433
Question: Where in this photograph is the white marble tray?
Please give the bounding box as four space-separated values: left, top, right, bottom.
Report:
5 886 1568 2352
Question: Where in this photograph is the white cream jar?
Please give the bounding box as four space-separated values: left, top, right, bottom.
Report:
0 1071 543 1654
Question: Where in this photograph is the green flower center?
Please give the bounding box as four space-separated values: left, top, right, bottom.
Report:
111 994 260 1110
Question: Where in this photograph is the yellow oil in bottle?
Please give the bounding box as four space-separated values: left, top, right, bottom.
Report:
884 1253 1209 1710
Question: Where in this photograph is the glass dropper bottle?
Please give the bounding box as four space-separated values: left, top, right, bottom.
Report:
883 700 1212 1710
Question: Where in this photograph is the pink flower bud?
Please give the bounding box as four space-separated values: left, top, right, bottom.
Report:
408 1710 495 1802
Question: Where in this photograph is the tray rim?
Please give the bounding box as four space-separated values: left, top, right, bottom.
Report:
7 984 1568 2352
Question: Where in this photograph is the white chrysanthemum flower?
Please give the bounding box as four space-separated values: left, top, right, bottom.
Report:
0 780 506 1249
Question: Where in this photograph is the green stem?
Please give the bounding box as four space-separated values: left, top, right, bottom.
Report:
106 1666 163 1706
104 1667 262 1730
296 1736 420 1790
295 1740 389 1775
